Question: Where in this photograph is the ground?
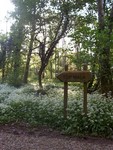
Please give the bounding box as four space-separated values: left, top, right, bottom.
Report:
0 124 113 150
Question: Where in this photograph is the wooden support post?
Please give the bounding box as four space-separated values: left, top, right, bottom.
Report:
83 64 88 115
83 82 87 115
64 64 68 119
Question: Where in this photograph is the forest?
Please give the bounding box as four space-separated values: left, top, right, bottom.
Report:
0 0 112 94
0 0 113 137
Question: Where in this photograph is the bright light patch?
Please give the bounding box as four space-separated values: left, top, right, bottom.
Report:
0 0 14 33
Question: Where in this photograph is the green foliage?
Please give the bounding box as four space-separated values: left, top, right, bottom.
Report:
64 94 113 137
72 51 93 68
0 84 113 137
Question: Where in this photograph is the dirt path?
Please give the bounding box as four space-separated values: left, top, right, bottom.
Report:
0 124 113 150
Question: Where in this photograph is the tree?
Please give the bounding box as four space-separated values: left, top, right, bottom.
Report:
23 2 37 83
36 0 71 88
13 0 73 88
7 22 25 86
70 0 113 95
97 0 113 94
11 0 72 88
69 4 99 91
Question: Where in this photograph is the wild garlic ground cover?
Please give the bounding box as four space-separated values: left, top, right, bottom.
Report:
0 83 113 137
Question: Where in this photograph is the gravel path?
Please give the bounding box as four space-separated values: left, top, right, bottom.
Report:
0 125 113 150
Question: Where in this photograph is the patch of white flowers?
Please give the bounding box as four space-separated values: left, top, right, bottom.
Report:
0 83 113 136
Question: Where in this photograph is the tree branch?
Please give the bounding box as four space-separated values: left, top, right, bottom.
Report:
109 4 113 33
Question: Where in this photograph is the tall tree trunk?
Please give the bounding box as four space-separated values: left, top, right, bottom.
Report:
38 67 44 88
55 50 57 75
50 61 53 79
13 49 21 86
99 47 112 94
23 31 35 83
76 43 81 70
23 4 36 84
57 52 60 73
97 0 113 95
2 66 5 82
1 49 6 82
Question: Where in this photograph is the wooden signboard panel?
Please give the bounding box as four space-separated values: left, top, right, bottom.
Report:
57 71 92 83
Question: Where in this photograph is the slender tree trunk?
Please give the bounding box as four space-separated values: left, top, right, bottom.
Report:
76 43 81 70
58 52 60 73
12 47 21 87
50 61 53 79
38 68 43 89
2 67 5 82
23 33 34 83
1 50 6 82
55 50 57 76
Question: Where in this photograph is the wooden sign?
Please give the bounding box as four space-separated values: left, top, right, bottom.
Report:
57 64 92 119
57 71 91 83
